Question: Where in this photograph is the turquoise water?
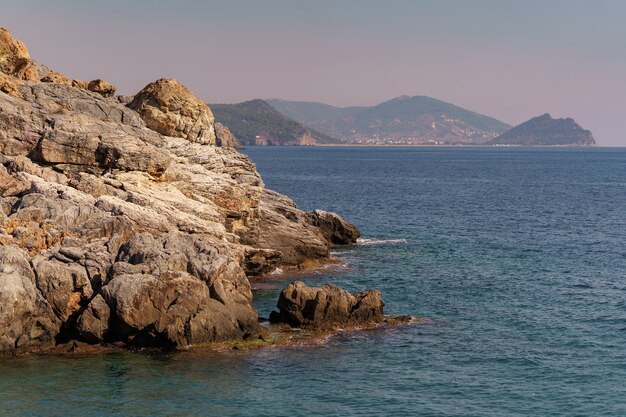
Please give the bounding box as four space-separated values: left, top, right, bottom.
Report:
1 147 625 416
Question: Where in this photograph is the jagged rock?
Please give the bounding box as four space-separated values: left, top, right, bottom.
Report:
0 27 31 79
41 71 72 86
306 209 360 245
128 78 216 145
0 72 23 98
244 248 282 277
28 60 52 79
117 94 134 105
215 122 243 149
0 28 362 354
240 190 330 267
0 164 30 196
31 256 93 321
269 281 385 328
75 294 110 343
102 271 252 346
88 79 116 97
0 246 60 352
21 66 39 82
72 79 88 90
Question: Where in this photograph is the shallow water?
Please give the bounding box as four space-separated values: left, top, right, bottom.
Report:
1 147 625 416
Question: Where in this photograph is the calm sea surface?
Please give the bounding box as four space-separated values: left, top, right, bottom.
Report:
1 147 625 416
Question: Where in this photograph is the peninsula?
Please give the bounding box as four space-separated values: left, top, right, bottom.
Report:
0 28 392 355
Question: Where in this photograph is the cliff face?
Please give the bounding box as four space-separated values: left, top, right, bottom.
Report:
488 114 596 146
0 28 359 353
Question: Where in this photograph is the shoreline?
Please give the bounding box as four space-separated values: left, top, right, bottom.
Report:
245 143 604 148
0 316 420 359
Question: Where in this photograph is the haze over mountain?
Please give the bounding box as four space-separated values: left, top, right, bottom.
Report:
210 99 338 146
268 96 511 144
489 114 596 146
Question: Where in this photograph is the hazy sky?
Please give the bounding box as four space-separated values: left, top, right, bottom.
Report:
4 0 625 145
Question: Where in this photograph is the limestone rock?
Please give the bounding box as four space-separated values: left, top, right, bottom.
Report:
88 79 116 97
0 72 23 98
128 78 216 145
0 27 31 78
21 66 39 81
0 28 363 353
240 190 330 267
28 59 53 79
0 247 60 352
31 256 93 321
75 294 110 343
72 79 88 90
306 209 360 245
215 122 243 149
102 271 253 346
269 281 385 328
0 164 30 197
41 71 72 86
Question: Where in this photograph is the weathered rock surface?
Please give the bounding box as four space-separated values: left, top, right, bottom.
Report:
41 71 71 86
0 28 31 79
306 209 360 245
215 122 243 149
0 246 60 351
0 28 360 354
128 78 217 145
269 281 385 328
88 79 116 97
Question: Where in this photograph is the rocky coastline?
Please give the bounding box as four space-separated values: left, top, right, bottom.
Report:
0 28 397 356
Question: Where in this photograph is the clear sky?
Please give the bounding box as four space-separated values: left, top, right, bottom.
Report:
4 0 626 145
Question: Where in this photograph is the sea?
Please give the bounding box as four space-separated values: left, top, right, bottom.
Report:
1 146 625 417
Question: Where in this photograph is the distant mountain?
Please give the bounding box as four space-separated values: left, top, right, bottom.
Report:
209 99 339 146
488 114 596 146
268 96 511 144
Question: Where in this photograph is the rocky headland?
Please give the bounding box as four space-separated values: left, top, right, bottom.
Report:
0 28 393 355
488 113 596 146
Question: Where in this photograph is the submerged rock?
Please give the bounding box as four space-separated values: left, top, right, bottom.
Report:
270 281 385 328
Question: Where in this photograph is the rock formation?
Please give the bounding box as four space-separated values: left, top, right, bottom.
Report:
88 79 116 97
215 122 243 149
0 28 362 354
269 281 385 328
0 28 31 79
128 78 216 145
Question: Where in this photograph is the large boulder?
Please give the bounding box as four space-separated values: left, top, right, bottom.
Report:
75 294 110 343
88 79 116 97
40 71 71 86
31 256 93 322
0 27 31 79
128 78 217 145
269 281 385 328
